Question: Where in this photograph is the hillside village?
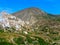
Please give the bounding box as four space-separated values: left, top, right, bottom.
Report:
0 12 26 31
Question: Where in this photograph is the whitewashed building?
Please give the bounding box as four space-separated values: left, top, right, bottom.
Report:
0 12 25 30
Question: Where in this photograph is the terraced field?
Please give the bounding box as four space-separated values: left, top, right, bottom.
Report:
0 31 49 45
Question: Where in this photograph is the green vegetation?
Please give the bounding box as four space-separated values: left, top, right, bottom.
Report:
14 36 25 45
0 42 14 45
0 29 4 33
37 37 49 45
0 38 14 45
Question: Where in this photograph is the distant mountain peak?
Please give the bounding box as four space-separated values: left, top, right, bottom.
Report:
13 7 46 16
12 7 47 25
27 7 40 10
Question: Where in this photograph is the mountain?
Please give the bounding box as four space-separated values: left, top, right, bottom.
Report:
12 7 60 45
12 7 48 25
0 7 60 45
12 7 60 25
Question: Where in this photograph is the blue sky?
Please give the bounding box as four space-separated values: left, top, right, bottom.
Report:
0 0 60 14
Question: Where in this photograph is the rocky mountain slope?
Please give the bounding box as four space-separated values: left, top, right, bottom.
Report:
12 8 47 25
0 7 60 45
12 7 60 45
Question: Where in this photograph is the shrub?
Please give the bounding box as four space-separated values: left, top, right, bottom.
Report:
13 36 25 45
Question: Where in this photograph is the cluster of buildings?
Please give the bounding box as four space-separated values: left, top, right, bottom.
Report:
0 12 25 30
